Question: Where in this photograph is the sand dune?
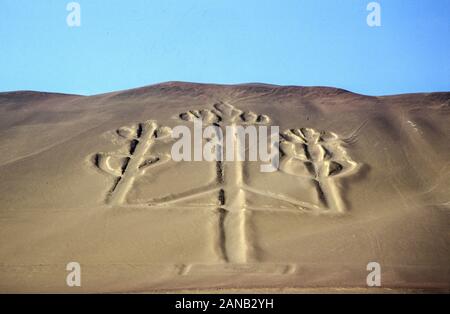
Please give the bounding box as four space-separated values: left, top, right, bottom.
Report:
0 82 449 292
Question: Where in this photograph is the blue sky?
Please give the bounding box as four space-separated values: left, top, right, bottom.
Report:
0 0 449 96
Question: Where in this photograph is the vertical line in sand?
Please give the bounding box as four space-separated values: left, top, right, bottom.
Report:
320 178 345 213
216 206 229 263
221 124 250 264
107 122 157 206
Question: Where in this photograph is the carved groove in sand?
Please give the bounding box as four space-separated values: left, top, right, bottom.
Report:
92 103 358 266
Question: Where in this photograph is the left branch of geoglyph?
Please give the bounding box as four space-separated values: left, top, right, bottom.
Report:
94 120 172 205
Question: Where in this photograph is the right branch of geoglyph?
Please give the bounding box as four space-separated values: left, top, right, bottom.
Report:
280 128 358 213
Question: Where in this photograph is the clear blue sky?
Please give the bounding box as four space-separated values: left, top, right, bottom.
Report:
0 0 449 96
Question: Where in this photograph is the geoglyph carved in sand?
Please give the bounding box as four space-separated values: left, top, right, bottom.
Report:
92 103 359 265
94 121 173 205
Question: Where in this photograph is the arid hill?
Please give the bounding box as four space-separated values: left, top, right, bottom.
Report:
0 82 449 292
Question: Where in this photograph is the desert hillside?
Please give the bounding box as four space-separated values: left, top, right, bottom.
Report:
0 82 449 292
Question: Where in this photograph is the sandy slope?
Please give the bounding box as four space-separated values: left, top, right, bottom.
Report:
0 82 449 292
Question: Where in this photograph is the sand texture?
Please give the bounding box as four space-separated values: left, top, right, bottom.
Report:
0 82 449 292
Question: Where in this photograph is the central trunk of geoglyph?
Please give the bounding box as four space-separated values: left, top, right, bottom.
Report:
219 123 251 264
